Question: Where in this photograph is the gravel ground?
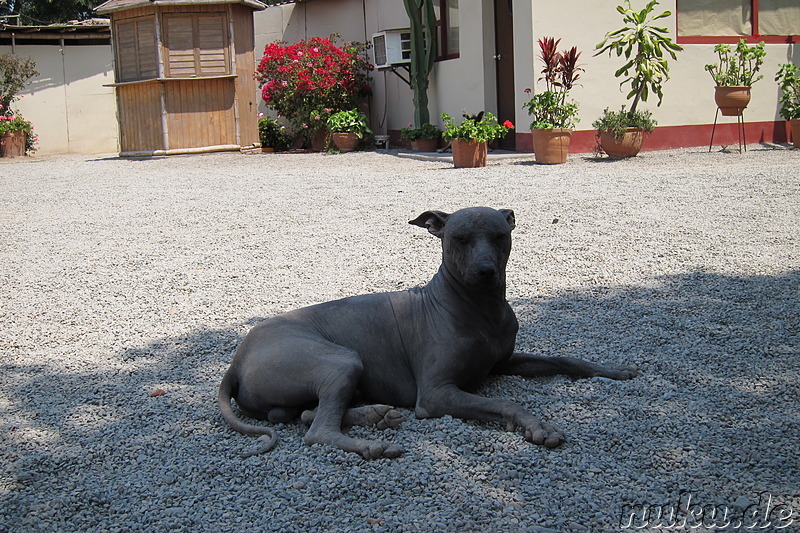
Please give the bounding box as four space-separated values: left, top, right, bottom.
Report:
1 145 799 532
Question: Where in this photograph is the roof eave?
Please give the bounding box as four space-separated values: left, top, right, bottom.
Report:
95 0 267 15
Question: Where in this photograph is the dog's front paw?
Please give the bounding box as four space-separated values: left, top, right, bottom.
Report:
361 442 405 460
524 419 565 448
366 405 405 430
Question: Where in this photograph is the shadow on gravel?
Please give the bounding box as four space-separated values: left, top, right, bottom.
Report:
2 270 798 530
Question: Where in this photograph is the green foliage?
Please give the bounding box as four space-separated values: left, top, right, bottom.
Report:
594 0 682 114
592 107 656 140
524 37 583 130
3 0 103 24
705 39 766 87
0 53 39 111
403 0 438 127
441 112 514 143
400 122 440 140
523 90 579 130
258 116 292 151
257 35 373 134
775 62 800 120
0 110 37 153
326 109 372 138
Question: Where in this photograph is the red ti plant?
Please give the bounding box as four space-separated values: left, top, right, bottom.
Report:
523 37 584 129
538 37 583 94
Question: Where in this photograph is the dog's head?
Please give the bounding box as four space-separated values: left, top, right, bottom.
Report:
410 207 515 290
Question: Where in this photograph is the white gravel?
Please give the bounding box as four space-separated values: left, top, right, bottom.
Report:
1 145 799 532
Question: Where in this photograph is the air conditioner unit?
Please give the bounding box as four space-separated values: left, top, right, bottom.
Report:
372 29 412 69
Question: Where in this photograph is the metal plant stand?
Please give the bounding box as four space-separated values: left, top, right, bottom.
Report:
709 107 746 153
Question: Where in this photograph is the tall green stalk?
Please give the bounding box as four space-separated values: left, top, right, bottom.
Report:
403 0 437 126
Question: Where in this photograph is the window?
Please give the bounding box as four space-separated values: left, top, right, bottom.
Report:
115 16 158 82
163 13 230 77
432 0 459 60
677 0 800 43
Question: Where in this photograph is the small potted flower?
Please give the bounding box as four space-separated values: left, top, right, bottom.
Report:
326 109 372 152
400 123 441 152
307 108 335 151
705 39 766 116
775 62 800 148
0 107 36 157
441 111 514 168
258 114 292 152
523 37 582 164
593 0 682 158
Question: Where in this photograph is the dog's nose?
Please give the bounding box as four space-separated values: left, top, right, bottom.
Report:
476 265 497 280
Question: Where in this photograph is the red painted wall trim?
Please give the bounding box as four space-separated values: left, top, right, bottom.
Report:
515 121 793 154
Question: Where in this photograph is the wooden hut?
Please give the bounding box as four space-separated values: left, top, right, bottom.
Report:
95 0 266 156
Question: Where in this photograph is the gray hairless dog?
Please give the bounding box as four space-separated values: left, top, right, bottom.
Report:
219 207 636 459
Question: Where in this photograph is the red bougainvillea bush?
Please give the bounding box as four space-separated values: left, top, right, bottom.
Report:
256 36 373 133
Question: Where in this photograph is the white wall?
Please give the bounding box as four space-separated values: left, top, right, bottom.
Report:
529 0 798 131
1 44 118 155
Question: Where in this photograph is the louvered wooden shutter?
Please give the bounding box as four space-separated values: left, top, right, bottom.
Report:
197 15 228 76
136 18 158 79
116 21 138 82
115 17 158 82
164 13 229 78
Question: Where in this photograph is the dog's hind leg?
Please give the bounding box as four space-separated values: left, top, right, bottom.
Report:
301 348 404 460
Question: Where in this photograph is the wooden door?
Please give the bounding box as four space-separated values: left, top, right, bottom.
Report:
494 0 515 150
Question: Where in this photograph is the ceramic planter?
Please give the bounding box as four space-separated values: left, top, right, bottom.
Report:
599 127 644 159
411 138 438 152
0 131 26 157
714 86 751 116
310 130 329 151
451 138 488 168
532 128 572 164
331 132 360 152
790 119 800 149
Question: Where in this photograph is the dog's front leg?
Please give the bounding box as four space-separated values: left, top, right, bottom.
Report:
415 385 565 448
495 352 637 380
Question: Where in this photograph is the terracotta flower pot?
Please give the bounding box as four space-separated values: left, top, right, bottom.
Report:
599 128 644 159
451 138 488 168
532 128 572 164
714 86 751 117
411 138 438 152
790 119 800 149
309 130 329 151
0 131 26 157
331 132 360 152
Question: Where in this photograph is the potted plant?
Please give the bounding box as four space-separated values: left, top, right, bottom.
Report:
326 109 372 152
705 39 766 116
257 114 292 152
441 111 514 168
256 36 373 150
1 53 38 157
0 108 37 157
776 62 800 148
400 123 441 152
593 0 682 158
523 37 582 164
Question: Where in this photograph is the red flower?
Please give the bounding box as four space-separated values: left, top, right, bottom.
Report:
503 120 515 129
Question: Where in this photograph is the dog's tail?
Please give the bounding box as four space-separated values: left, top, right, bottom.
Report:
218 367 278 456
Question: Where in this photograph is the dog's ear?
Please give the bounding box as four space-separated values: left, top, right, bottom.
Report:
409 210 450 238
499 209 516 231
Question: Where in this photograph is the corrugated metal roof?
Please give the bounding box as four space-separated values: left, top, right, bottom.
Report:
95 0 267 15
0 18 111 38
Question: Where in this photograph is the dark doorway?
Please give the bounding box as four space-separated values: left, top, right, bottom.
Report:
494 0 515 150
